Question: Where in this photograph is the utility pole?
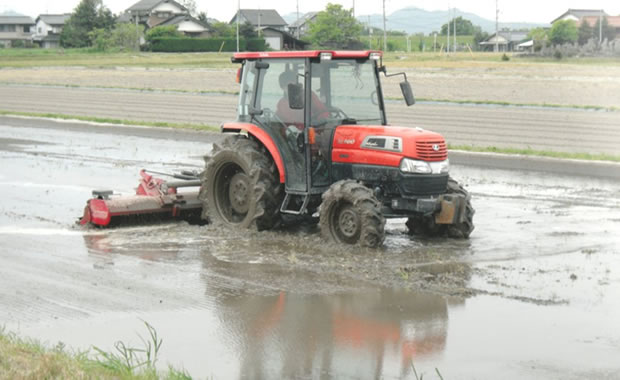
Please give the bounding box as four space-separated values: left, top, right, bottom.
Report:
446 2 450 54
495 0 499 53
368 15 372 49
433 32 437 52
296 0 300 38
352 0 355 18
236 0 240 52
599 9 603 43
382 0 387 52
453 8 456 52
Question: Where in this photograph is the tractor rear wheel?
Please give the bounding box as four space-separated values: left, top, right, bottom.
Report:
320 180 385 248
406 177 474 238
200 135 282 230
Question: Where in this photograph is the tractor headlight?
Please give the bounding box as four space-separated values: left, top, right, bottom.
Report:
400 158 449 174
400 158 431 174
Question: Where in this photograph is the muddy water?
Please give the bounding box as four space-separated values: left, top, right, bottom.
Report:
1 117 620 379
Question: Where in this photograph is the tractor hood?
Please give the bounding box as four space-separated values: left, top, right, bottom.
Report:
331 125 448 167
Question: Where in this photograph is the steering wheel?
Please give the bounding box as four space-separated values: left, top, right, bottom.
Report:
327 106 348 119
261 108 287 128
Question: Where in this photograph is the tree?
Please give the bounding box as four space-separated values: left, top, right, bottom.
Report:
210 21 234 38
527 27 548 51
61 0 115 48
240 21 258 39
88 23 144 51
473 30 489 50
178 0 196 16
145 25 182 43
549 20 578 45
110 23 144 51
593 16 616 42
578 19 594 45
197 12 207 23
308 3 362 49
440 17 475 35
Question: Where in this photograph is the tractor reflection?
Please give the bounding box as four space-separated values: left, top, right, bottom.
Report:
200 252 459 379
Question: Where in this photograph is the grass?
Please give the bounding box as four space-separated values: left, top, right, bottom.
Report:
2 109 618 163
0 110 219 132
1 48 619 69
415 98 620 113
0 323 192 379
449 144 620 162
0 48 233 68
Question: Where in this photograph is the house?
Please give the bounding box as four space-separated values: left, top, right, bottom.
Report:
122 0 186 28
32 14 71 49
551 9 606 24
157 15 210 37
288 12 318 37
120 0 209 36
479 30 529 52
0 15 34 47
257 26 309 50
230 9 287 31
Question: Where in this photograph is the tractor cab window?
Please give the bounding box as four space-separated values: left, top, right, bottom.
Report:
237 62 256 122
311 59 384 126
252 59 308 192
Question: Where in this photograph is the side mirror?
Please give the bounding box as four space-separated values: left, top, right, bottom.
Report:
288 83 304 110
400 81 415 106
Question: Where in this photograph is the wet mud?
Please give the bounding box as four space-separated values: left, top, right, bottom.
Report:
1 117 620 379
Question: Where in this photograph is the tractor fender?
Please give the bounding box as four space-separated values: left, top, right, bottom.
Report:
221 122 285 183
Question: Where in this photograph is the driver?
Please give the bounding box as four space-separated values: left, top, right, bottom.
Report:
276 70 329 128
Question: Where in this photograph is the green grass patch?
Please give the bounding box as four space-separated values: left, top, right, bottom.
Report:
1 48 618 69
449 144 620 162
416 98 620 112
0 48 233 68
0 110 218 132
2 109 618 162
0 81 239 96
0 323 192 379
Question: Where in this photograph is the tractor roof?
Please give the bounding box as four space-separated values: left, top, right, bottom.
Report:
232 50 382 62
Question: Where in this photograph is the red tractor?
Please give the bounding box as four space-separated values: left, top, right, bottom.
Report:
199 50 474 247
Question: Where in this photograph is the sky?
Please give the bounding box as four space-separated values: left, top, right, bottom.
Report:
3 0 620 25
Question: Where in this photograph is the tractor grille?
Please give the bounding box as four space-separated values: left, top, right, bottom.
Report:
400 174 448 196
415 140 448 161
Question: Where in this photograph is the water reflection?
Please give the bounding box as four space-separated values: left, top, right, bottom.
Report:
200 252 455 380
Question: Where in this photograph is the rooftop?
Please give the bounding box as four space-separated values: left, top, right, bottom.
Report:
127 0 186 13
37 14 71 25
232 9 287 27
0 15 35 25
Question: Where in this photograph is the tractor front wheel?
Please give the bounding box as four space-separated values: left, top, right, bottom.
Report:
320 180 385 248
200 135 282 230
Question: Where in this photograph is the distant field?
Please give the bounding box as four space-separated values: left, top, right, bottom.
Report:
1 48 619 69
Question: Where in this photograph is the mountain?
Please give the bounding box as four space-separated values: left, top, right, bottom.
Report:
282 7 546 34
0 10 25 16
360 7 547 34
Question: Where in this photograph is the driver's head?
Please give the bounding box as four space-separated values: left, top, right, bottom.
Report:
279 70 297 90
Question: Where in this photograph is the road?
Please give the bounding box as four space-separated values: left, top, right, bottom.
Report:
1 117 619 379
2 84 620 156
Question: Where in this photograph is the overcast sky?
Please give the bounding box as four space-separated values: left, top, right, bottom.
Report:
3 0 620 24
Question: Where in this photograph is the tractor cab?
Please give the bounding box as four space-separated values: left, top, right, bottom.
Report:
229 51 412 214
205 50 473 247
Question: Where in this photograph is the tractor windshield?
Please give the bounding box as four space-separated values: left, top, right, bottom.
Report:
311 59 385 126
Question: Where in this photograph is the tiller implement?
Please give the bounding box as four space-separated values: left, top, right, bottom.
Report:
79 169 203 227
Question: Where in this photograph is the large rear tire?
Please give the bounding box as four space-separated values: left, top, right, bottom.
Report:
199 135 282 230
406 177 474 238
320 180 385 248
